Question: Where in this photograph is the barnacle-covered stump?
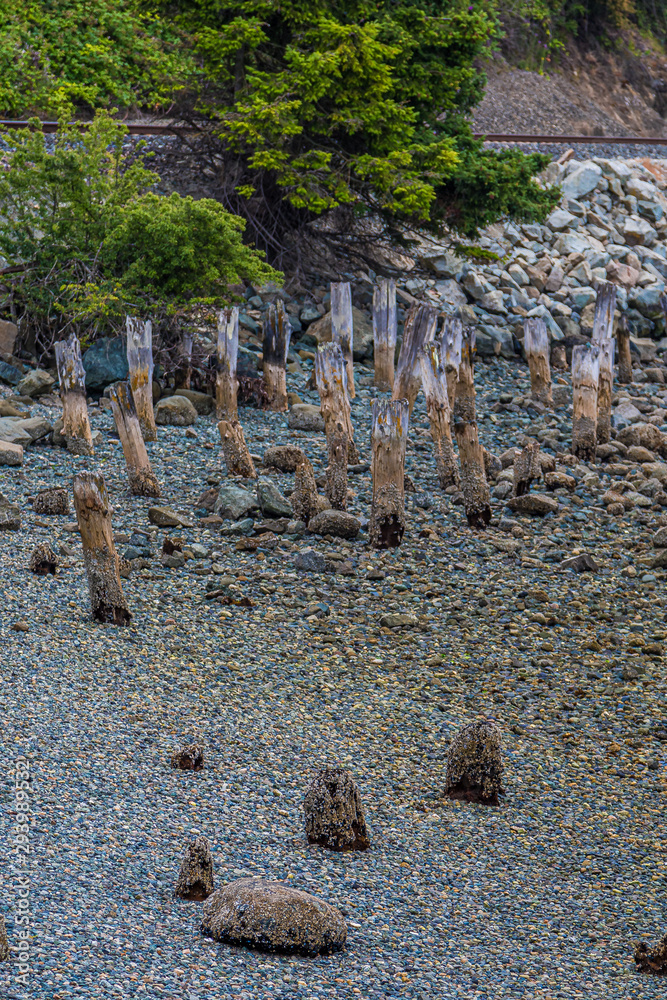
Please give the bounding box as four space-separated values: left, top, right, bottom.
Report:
29 542 59 576
0 915 8 962
315 343 355 508
453 331 491 528
291 455 324 525
635 933 667 975
218 419 255 479
263 445 305 473
33 487 69 515
445 720 504 807
174 836 214 901
418 342 459 489
596 338 615 445
304 766 370 851
108 381 161 497
171 744 205 771
513 439 541 497
73 471 131 626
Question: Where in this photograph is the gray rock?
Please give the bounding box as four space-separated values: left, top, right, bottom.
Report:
611 401 642 429
0 318 18 355
174 836 214 901
561 161 602 200
294 549 328 573
547 208 576 231
257 478 292 517
155 395 197 426
174 389 214 415
0 440 23 466
0 360 22 386
623 216 657 247
83 337 129 391
424 251 464 279
507 493 558 516
148 506 194 528
617 422 667 455
0 418 32 446
630 285 665 317
302 306 373 359
478 290 507 314
215 485 258 521
560 553 599 573
462 272 493 301
288 403 325 432
19 416 52 441
220 518 255 536
201 878 347 956
0 497 21 530
477 325 514 358
492 481 513 500
308 510 360 539
16 369 54 397
379 612 419 628
304 766 370 851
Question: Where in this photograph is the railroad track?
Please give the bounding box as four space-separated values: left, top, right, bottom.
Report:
2 120 667 145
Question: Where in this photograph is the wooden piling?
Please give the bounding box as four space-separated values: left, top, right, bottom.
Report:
453 331 491 528
54 334 94 455
126 316 157 441
523 317 553 407
418 342 459 489
592 281 617 343
572 343 600 461
373 278 396 392
216 306 239 421
108 382 161 497
442 316 463 413
513 440 541 496
73 471 131 625
596 338 615 444
331 282 355 399
392 304 438 412
315 343 353 509
616 314 633 385
291 454 321 525
175 331 194 389
262 301 291 411
218 419 256 478
370 398 409 549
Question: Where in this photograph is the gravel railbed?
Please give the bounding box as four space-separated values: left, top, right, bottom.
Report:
484 140 667 161
2 359 667 999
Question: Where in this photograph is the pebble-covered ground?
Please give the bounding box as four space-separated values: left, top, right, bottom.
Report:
2 355 667 1000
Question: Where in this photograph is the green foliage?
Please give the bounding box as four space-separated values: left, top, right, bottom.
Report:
0 0 190 116
0 111 279 351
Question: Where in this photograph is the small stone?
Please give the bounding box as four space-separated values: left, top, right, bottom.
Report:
445 719 504 806
170 744 205 771
634 932 667 975
304 766 370 851
148 506 192 528
11 621 29 632
174 836 214 901
201 878 347 956
544 471 576 492
560 553 599 573
29 542 59 575
215 484 258 520
294 549 328 573
379 612 418 628
507 493 558 516
33 487 70 515
155 395 198 426
308 510 360 539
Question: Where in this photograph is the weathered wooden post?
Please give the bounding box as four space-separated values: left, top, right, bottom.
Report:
392 304 438 412
262 301 291 411
418 342 459 489
315 343 351 509
126 316 157 441
592 281 617 343
596 338 615 444
442 317 463 412
331 281 355 399
373 278 396 392
108 382 161 497
453 330 491 527
513 439 540 496
218 419 255 478
523 317 553 407
616 314 633 384
54 334 94 455
175 331 194 389
216 306 239 420
571 343 600 461
370 398 409 549
73 471 131 625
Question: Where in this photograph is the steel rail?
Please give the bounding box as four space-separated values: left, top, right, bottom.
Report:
0 120 196 135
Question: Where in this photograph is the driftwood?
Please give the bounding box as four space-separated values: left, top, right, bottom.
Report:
109 382 161 497
315 344 350 509
591 281 617 343
262 300 291 411
331 281 355 399
453 331 491 527
442 317 463 413
54 334 94 455
616 314 633 385
513 440 541 496
369 398 409 549
596 338 615 444
418 342 459 489
571 343 600 461
373 278 396 391
523 317 552 407
392 304 437 412
175 331 194 389
73 471 131 625
216 306 239 421
218 419 256 478
126 316 157 441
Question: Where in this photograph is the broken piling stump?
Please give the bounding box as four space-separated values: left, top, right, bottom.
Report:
331 281 355 399
616 314 633 385
175 331 194 390
635 932 667 975
571 343 600 461
418 342 459 489
171 743 205 771
33 487 69 515
291 454 324 525
29 542 59 575
216 306 239 421
445 719 504 807
126 316 157 441
369 398 409 549
442 316 463 414
262 301 291 412
174 836 214 900
373 278 396 392
596 338 615 444
54 334 94 455
523 317 552 407
315 343 356 508
218 419 255 478
393 304 437 412
304 766 370 851
453 331 491 528
73 471 131 625
108 382 161 497
513 439 541 497
591 280 617 344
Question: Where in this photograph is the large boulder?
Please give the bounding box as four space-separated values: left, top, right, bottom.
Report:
0 360 22 386
0 418 32 446
0 319 18 355
303 306 373 359
155 395 197 426
507 493 558 516
0 441 23 467
201 878 347 956
561 160 602 200
83 337 129 392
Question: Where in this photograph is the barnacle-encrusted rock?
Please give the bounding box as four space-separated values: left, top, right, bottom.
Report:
263 445 305 473
308 510 360 540
445 719 504 806
29 542 59 575
304 766 370 851
635 933 667 975
174 836 214 901
170 743 204 771
33 486 70 515
201 878 347 955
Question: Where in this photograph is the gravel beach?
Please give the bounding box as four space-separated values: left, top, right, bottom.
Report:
2 353 667 1000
